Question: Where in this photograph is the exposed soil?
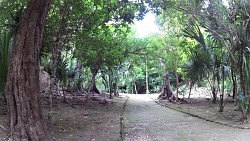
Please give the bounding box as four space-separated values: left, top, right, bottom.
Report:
154 87 250 129
157 98 250 128
0 104 8 141
0 88 250 141
0 93 127 141
125 94 250 141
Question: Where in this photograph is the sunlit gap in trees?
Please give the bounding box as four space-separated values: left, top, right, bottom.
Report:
203 0 229 8
133 12 159 38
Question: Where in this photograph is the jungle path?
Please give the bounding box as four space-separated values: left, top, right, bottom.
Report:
124 94 250 141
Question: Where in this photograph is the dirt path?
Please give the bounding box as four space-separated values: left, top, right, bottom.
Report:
124 94 250 141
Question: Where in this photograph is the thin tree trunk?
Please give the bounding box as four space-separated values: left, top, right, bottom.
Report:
212 72 217 103
145 58 149 94
131 82 134 94
175 68 179 101
108 68 113 99
48 42 60 121
102 78 108 92
239 46 246 96
76 59 83 91
84 74 96 104
188 82 193 99
113 69 120 97
219 65 225 112
134 82 138 94
62 86 67 103
231 67 237 99
48 3 68 121
6 0 52 140
113 82 119 97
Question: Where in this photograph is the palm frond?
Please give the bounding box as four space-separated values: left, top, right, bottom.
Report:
183 20 207 49
183 48 212 83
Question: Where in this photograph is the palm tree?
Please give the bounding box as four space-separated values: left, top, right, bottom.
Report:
183 47 213 95
182 20 215 101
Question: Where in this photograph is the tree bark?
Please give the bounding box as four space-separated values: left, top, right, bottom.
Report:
175 68 179 101
113 82 119 97
108 68 113 99
6 0 52 140
84 73 96 104
76 58 83 91
159 71 173 100
219 65 225 112
231 67 237 99
89 68 100 94
113 70 119 97
145 58 149 94
134 82 138 94
48 3 68 121
49 37 61 112
212 72 217 103
239 45 246 96
188 81 193 99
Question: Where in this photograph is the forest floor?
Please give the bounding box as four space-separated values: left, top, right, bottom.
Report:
154 87 250 129
44 93 127 141
125 94 250 141
0 88 250 140
0 92 127 141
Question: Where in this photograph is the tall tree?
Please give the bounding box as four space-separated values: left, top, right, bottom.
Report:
5 0 52 140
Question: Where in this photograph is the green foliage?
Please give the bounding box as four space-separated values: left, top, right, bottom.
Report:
0 3 24 91
76 24 128 74
178 85 187 96
0 1 24 33
243 47 250 93
183 20 206 48
57 57 68 83
183 48 212 83
238 91 250 118
149 73 163 93
0 30 11 92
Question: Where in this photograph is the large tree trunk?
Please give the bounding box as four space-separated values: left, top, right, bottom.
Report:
89 68 100 94
159 71 173 100
6 0 52 140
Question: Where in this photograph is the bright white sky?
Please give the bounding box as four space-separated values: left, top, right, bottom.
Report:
133 12 159 38
133 0 229 38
